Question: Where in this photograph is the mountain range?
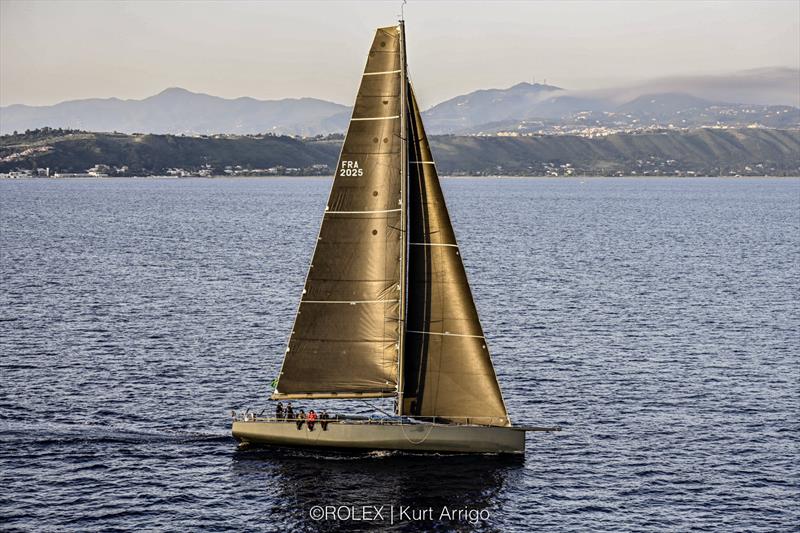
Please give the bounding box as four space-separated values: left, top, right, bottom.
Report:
1 68 797 136
0 88 351 137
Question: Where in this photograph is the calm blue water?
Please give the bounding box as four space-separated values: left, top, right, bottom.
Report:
1 177 798 532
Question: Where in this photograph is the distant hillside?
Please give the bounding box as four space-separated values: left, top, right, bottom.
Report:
421 82 566 133
2 128 798 177
0 88 351 137
0 129 342 175
3 68 797 136
425 84 799 135
428 128 800 176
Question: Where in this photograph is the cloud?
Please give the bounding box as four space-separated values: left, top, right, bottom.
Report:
569 68 800 107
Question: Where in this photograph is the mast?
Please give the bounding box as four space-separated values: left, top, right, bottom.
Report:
396 18 408 416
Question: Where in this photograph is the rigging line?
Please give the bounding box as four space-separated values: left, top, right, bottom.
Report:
359 399 395 418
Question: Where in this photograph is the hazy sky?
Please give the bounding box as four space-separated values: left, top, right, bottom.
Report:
1 0 798 108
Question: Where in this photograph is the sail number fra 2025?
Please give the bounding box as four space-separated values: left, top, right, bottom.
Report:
340 160 363 176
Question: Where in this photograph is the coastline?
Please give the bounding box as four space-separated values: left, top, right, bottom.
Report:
3 174 799 180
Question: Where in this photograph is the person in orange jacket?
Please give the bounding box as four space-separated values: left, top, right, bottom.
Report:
307 409 318 431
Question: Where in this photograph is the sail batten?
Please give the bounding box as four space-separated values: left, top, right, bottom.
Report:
324 209 401 214
273 388 399 400
406 330 485 339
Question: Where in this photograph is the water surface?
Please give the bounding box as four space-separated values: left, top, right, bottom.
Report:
1 177 798 531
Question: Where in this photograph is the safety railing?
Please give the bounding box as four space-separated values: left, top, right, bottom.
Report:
231 411 532 428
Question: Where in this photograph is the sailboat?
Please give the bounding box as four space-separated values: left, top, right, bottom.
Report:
232 21 558 454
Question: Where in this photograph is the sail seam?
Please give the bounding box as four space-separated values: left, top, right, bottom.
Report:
410 161 435 164
409 242 458 248
271 391 396 399
406 330 485 339
351 115 401 121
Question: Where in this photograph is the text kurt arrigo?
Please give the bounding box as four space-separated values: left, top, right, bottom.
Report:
309 504 491 524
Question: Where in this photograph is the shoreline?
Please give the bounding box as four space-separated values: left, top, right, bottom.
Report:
2 175 799 180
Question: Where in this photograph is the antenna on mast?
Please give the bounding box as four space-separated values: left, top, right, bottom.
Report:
400 0 407 22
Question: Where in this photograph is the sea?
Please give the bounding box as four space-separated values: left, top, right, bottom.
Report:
1 177 798 532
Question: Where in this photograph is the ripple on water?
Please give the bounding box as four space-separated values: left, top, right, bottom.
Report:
1 177 798 531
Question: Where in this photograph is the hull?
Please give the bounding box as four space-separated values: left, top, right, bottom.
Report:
232 419 526 454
